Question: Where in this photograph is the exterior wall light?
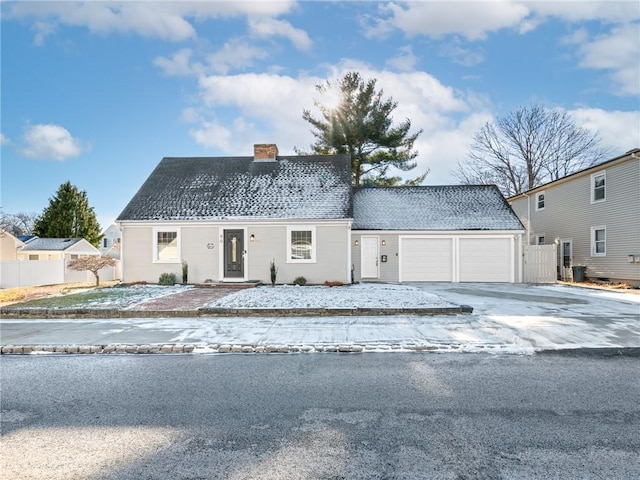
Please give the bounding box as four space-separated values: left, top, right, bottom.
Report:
250 234 256 242
354 240 359 246
381 240 386 246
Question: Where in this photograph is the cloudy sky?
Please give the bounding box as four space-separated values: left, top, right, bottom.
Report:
2 1 639 229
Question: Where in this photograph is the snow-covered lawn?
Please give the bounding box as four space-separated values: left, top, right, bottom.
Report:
6 284 193 310
206 283 457 309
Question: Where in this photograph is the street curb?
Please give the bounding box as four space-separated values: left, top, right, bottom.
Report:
0 305 471 319
537 347 640 357
0 342 514 355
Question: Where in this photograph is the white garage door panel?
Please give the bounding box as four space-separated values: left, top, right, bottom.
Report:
459 238 511 282
401 238 453 281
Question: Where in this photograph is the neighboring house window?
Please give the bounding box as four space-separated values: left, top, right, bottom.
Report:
287 226 316 263
28 254 39 260
537 235 545 245
591 172 605 203
535 192 545 211
591 226 606 256
103 238 109 248
153 229 180 262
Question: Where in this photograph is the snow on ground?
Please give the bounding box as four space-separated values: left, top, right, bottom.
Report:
538 284 640 303
205 283 457 309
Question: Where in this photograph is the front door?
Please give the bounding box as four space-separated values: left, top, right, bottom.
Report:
224 229 244 279
361 236 379 278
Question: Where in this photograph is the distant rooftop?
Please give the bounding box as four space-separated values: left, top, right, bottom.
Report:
20 238 83 251
352 185 525 231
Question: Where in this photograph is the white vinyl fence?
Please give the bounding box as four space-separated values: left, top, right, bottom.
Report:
0 259 120 288
523 245 557 283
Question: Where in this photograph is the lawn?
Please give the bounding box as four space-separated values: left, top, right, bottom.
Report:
1 284 190 310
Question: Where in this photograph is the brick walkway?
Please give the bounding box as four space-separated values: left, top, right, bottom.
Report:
127 287 241 311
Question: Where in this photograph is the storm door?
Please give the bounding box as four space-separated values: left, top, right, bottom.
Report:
360 236 379 278
224 229 244 279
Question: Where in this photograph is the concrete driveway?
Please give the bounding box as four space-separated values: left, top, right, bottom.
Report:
409 282 640 351
1 282 639 355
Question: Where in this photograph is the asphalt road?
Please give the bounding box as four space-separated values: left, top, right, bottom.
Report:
2 353 639 479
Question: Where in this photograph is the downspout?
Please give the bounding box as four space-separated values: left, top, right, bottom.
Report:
522 192 531 246
521 192 531 283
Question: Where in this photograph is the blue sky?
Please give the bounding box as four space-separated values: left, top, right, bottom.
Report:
2 1 639 230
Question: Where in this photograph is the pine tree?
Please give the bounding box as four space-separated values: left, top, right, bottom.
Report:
33 181 103 247
301 72 426 187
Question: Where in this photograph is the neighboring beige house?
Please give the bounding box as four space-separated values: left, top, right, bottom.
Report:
116 144 525 285
100 224 121 259
0 230 25 261
508 148 640 286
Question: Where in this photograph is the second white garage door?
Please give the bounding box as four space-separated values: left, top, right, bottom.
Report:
399 236 513 282
458 237 513 282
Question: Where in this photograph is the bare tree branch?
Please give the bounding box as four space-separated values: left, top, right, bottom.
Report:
453 103 610 196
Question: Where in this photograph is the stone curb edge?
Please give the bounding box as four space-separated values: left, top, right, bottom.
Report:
0 342 513 355
0 306 472 319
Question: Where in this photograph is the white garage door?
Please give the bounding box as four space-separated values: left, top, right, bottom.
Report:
400 237 453 281
458 237 512 282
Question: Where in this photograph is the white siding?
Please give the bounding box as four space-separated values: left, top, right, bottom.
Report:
119 221 351 285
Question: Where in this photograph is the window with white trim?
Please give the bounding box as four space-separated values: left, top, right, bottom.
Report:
591 172 605 203
537 235 545 245
591 226 606 256
535 191 545 211
287 226 316 263
28 254 39 261
153 228 180 262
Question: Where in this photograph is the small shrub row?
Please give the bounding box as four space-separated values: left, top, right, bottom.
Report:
158 272 177 285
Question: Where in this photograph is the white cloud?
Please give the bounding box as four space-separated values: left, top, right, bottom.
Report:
5 1 297 43
524 1 640 24
248 16 313 51
206 39 269 75
0 133 10 146
20 124 85 161
154 48 202 77
365 1 530 40
439 39 485 67
386 45 419 72
570 108 640 152
365 1 639 40
190 117 258 152
574 23 640 96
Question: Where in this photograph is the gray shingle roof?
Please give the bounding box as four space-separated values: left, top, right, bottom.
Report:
20 238 83 251
352 185 524 231
117 155 353 221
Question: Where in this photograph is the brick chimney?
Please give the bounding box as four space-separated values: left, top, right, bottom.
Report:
253 144 278 162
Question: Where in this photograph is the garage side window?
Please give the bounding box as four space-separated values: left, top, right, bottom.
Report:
153 229 180 262
287 226 315 263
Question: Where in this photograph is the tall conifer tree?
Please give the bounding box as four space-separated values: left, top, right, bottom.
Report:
33 181 102 247
301 72 426 187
